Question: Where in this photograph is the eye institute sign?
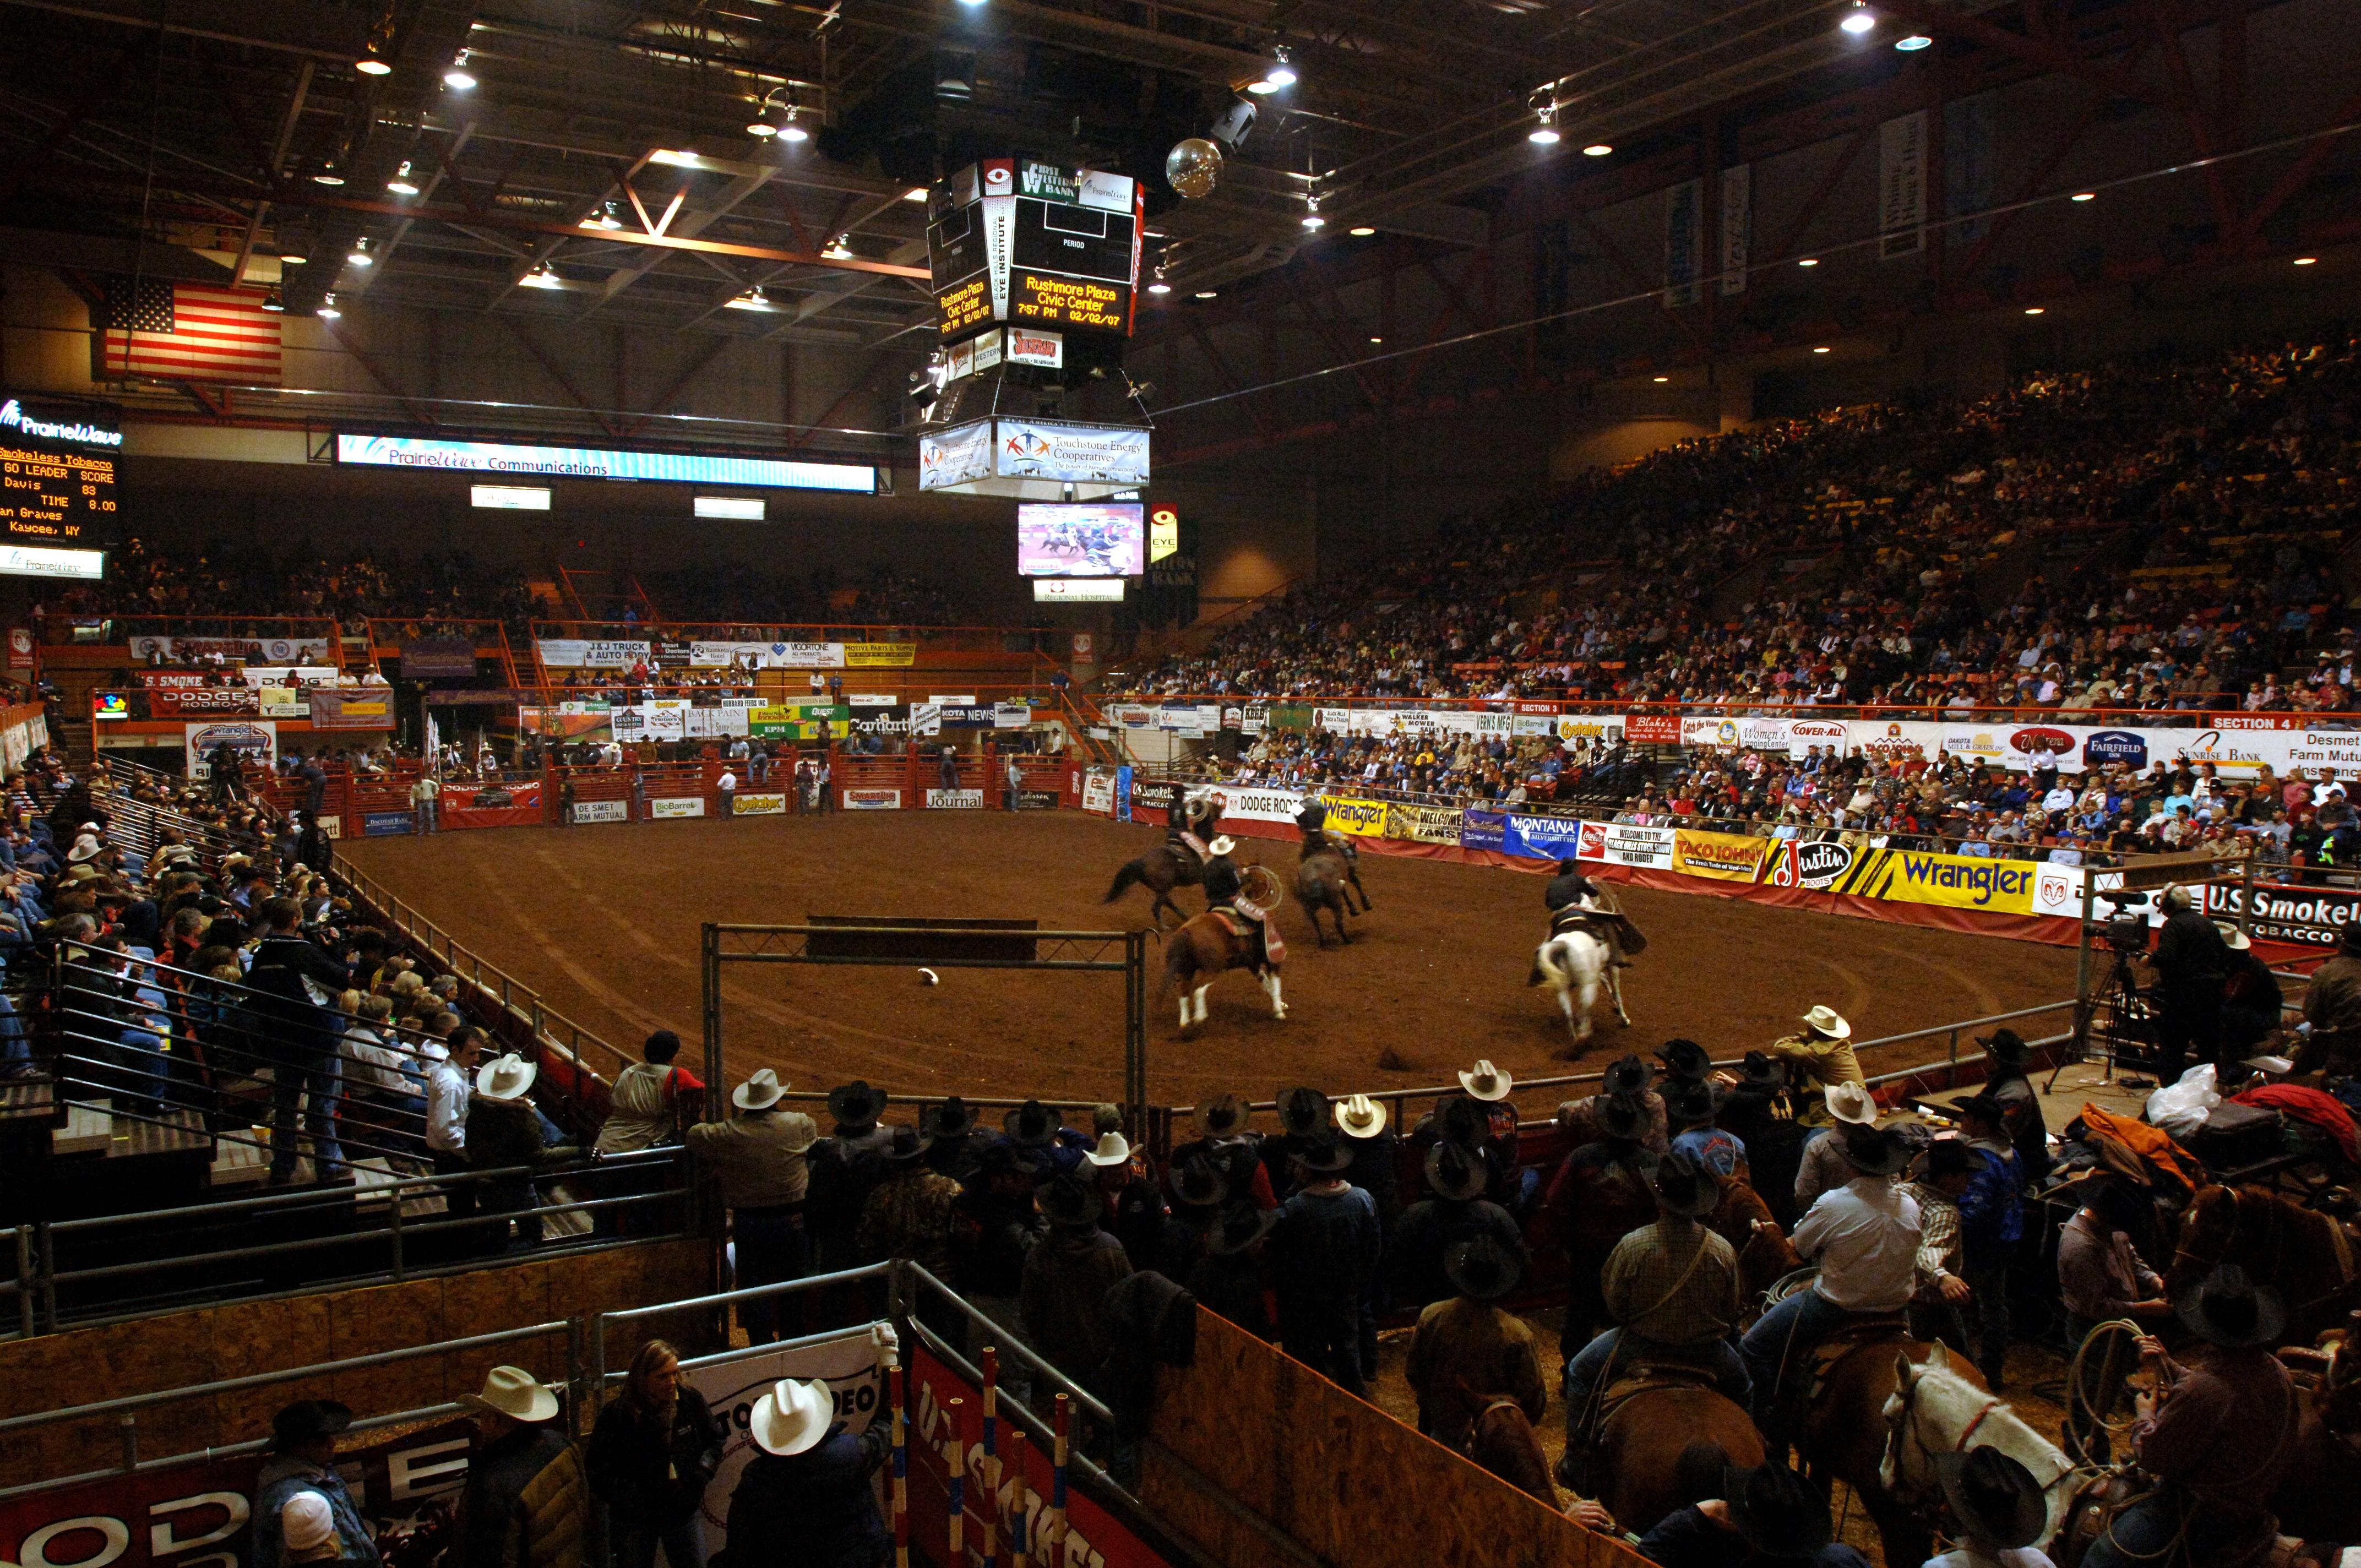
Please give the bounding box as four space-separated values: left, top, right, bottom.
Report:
336 434 875 493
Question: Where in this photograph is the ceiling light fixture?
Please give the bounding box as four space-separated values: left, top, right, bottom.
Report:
520 263 562 289
317 293 341 319
1530 102 1561 145
312 164 345 187
823 233 855 258
2024 306 2045 315
1841 3 1876 34
902 187 930 203
1895 33 1932 50
747 118 776 139
1797 257 1820 267
385 161 419 195
355 55 391 77
1813 345 1831 353
2071 191 2096 202
1368 335 1383 343
779 111 809 144
2294 255 2318 265
261 289 286 313
650 148 700 167
1582 143 1613 157
1349 225 1376 237
1301 194 1324 230
725 286 773 311
1194 290 1218 299
580 201 623 231
279 251 307 265
443 50 475 89
346 238 373 267
1146 266 1172 295
1261 45 1297 91
1652 375 1669 382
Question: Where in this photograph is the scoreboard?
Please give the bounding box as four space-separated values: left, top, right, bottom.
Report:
0 395 121 551
928 160 1141 344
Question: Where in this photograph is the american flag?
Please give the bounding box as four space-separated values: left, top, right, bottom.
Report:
102 279 282 384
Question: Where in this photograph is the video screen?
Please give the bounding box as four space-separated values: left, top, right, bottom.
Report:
1017 503 1143 577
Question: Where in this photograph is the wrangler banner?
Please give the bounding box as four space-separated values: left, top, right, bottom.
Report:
1671 827 1770 883
1832 847 2042 914
1384 802 1465 845
1318 795 1389 837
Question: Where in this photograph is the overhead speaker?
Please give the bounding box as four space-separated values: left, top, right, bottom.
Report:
1209 98 1257 151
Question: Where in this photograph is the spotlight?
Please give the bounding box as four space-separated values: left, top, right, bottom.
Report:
261 288 286 313
1301 194 1324 230
346 238 373 267
444 51 476 90
1146 266 1172 295
1368 335 1383 344
2294 256 2319 266
1812 345 1830 353
725 286 773 311
1895 34 1932 50
318 293 342 319
279 251 307 266
1841 4 1876 34
385 161 419 195
520 263 562 289
957 0 986 7
747 120 776 139
580 202 623 231
2071 191 2096 202
779 112 809 144
823 233 855 258
1582 143 1613 157
1264 45 1297 89
1530 103 1561 145
355 55 392 77
1797 257 1819 267
1194 290 1218 299
903 187 930 203
312 164 345 187
1349 226 1376 236
650 149 700 167
1652 375 1669 382
2023 306 2044 315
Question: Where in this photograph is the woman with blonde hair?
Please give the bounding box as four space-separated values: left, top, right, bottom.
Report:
586 1339 723 1568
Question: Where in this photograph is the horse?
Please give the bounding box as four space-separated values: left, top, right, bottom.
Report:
2168 1185 2360 1346
1883 1352 2085 1556
1791 1331 1988 1566
1590 1379 1765 1535
1468 1395 1560 1509
1161 909 1285 1037
1718 1197 1804 1313
1105 843 1206 928
1530 901 1630 1047
1294 828 1368 948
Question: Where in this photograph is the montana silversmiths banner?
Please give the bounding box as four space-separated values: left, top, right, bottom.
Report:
1502 811 1600 862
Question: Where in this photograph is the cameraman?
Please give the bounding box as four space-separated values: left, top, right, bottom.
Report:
2150 884 2228 1081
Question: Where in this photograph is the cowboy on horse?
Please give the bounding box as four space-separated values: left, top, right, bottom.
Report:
1546 858 1645 966
1202 835 1281 974
1169 786 1225 870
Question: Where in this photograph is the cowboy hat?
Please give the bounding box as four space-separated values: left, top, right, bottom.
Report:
1663 1078 1721 1129
1036 1174 1104 1229
1838 1127 1913 1178
1334 1093 1388 1140
1934 1447 2047 1550
1207 1202 1279 1256
1593 1092 1650 1143
1443 1234 1524 1302
1946 1094 2012 1130
1823 1082 1878 1126
1167 1155 1229 1208
922 1097 978 1140
66 841 100 864
462 1365 559 1424
270 1399 353 1451
882 1125 934 1168
1277 1085 1331 1137
1084 1131 1132 1169
280 1492 337 1555
1603 1053 1650 1097
1206 835 1237 856
1457 1059 1513 1102
1003 1099 1063 1148
2215 921 2252 951
749 1378 834 1457
475 1053 537 1102
1722 1462 1834 1559
826 1080 888 1129
1799 1005 1851 1040
1655 1038 1713 1083
1422 1140 1489 1202
1921 1139 1976 1180
733 1068 787 1112
1976 1028 2032 1068
1195 1093 1248 1139
1293 1135 1355 1174
2172 1263 2286 1349
1653 1151 1721 1218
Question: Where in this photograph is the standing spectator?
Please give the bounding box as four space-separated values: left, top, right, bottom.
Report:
724 1326 898 1568
466 1054 581 1251
450 1367 586 1568
253 1401 380 1568
1020 1174 1134 1383
1269 1137 1383 1395
1768 1006 1864 1119
245 895 351 1183
855 1125 963 1275
938 745 960 797
1390 1141 1524 1311
2297 924 2361 1074
2149 884 2228 1081
587 1340 723 1568
686 1069 818 1346
410 771 439 834
949 1142 1046 1354
1333 1092 1400 1381
427 1025 485 1226
805 1081 893 1273
1003 751 1024 812
1405 1233 1546 1450
298 753 328 820
1944 1099 2022 1391
1900 1140 1974 1354
715 766 736 819
2215 925 2284 1070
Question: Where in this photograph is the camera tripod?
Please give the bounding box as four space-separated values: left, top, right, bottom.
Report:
2055 941 2163 1088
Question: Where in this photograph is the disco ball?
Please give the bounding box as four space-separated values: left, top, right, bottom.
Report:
1165 138 1223 199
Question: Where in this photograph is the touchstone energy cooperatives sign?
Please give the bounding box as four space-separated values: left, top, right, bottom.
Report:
336 434 875 492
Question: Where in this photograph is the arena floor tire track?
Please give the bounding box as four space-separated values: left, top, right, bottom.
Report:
342 813 2080 1102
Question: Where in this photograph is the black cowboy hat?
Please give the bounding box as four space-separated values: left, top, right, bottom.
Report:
977 1141 1042 1180
1947 1093 2013 1129
1036 1174 1104 1229
1438 1096 1492 1147
2172 1262 2286 1349
1934 1447 2048 1551
1976 1028 2032 1069
1166 1155 1230 1209
1423 1140 1490 1202
882 1125 934 1168
1293 1135 1355 1175
826 1080 889 1128
922 1096 978 1140
1655 1038 1713 1084
1921 1139 1976 1180
1593 1092 1650 1144
1722 1462 1835 1559
1603 1053 1650 1097
1002 1099 1063 1148
1653 1151 1720 1218
1195 1093 1249 1138
1738 1051 1786 1090
1663 1077 1721 1129
271 1399 355 1451
1277 1085 1332 1137
1208 1202 1280 1256
1840 1128 1914 1178
1443 1234 1524 1302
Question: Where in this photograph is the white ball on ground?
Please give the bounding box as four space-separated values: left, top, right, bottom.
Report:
917 967 939 986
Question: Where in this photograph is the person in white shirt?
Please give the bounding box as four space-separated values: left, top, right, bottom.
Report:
427 1025 485 1220
1922 1446 2055 1568
716 767 738 818
1739 1128 1921 1435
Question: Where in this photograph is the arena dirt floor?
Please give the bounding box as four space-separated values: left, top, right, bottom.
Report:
341 810 2080 1107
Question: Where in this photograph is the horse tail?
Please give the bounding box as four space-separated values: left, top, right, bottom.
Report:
1104 859 1146 903
1535 938 1571 988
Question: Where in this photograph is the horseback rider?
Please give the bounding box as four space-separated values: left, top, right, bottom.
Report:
1202 836 1272 972
1169 788 1224 867
1546 858 1638 966
1296 796 1354 861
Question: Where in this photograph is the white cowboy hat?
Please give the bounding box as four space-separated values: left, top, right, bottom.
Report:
280 1493 336 1554
67 841 101 864
1458 1059 1513 1102
749 1378 834 1457
461 1365 558 1423
1799 1005 1851 1040
1334 1093 1388 1140
733 1068 787 1111
475 1053 537 1101
2215 921 2253 952
1084 1130 1131 1168
1823 1082 1879 1126
1207 835 1237 856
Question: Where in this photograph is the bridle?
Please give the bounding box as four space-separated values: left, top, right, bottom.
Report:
1884 1368 2088 1542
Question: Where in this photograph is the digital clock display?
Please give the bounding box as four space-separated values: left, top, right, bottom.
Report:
0 395 121 549
1011 273 1130 332
937 277 993 337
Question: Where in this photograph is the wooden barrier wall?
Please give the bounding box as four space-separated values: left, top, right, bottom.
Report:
1143 1311 1654 1568
0 1238 714 1489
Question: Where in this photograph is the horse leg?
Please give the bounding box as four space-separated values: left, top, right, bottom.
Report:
1151 889 1181 928
1575 975 1597 1043
1607 962 1633 1026
1263 970 1288 1020
1350 867 1372 911
1192 984 1210 1030
1330 896 1352 945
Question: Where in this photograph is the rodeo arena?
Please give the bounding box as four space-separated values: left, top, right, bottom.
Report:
13 7 2361 1568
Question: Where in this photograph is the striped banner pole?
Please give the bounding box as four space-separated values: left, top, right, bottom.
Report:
947 1396 966 1565
1051 1392 1070 1558
1005 1426 1031 1568
980 1347 1001 1568
890 1359 910 1568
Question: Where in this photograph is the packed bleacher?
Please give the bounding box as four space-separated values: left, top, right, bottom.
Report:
39 538 537 638
1114 334 2361 711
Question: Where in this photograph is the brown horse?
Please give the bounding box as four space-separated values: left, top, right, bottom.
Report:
1294 829 1368 947
2169 1185 2360 1346
1709 1182 1804 1309
1161 910 1285 1037
1468 1396 1559 1509
1794 1333 1986 1567
1592 1381 1765 1535
1104 842 1205 928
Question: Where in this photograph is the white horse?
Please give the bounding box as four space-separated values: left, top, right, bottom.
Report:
1531 897 1630 1043
1881 1348 2087 1554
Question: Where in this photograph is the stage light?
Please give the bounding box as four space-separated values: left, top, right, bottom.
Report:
261 289 285 313
1582 143 1612 157
779 113 809 144
2071 191 2096 202
443 51 475 89
725 286 773 311
1146 266 1172 295
312 164 345 187
2294 256 2318 265
1813 345 1831 353
346 238 373 267
1368 335 1383 344
1530 104 1561 145
279 251 307 265
747 119 775 138
1652 375 1669 382
1895 34 1932 50
1260 46 1297 91
318 293 341 319
1349 226 1376 236
1301 195 1324 230
580 202 623 231
650 149 700 167
823 233 855 258
903 187 929 202
385 161 419 195
1841 4 1876 34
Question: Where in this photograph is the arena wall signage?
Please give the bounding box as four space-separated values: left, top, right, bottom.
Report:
1384 802 1465 845
401 636 478 678
926 788 983 809
572 799 628 825
335 433 876 493
842 787 903 809
1671 827 1771 883
535 639 651 669
1566 819 1675 869
685 1334 885 1560
1081 769 1117 813
652 797 706 819
147 686 259 717
308 688 394 730
129 635 333 663
1321 797 1389 837
917 417 1150 493
363 810 416 836
1459 810 1506 852
733 793 787 816
440 780 541 829
184 720 274 777
0 393 121 548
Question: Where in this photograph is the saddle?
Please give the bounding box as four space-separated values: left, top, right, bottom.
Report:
2055 1476 2306 1568
1775 1313 1914 1426
1563 1360 1726 1493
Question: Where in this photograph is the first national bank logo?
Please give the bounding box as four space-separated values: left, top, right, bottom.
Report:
0 399 122 447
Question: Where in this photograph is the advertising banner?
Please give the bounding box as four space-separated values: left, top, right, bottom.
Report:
1460 810 1506 852
309 688 395 730
336 433 874 493
925 789 983 809
363 810 416 836
1016 788 1062 810
535 639 650 669
844 643 917 668
1761 837 1862 890
1082 769 1117 814
1383 802 1465 845
686 1333 886 1560
1672 827 1771 883
1625 712 1684 744
150 685 260 718
1503 811 1596 862
1204 785 1307 826
1568 819 1675 868
184 720 275 778
1834 846 2041 914
842 787 902 810
2202 880 2361 950
993 418 1151 486
917 420 996 491
651 797 706 819
1553 714 1628 748
440 780 542 830
572 799 629 825
259 686 307 717
401 636 479 678
734 793 787 816
1319 796 1389 837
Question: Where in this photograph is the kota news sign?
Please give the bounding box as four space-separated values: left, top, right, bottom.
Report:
925 159 1141 341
